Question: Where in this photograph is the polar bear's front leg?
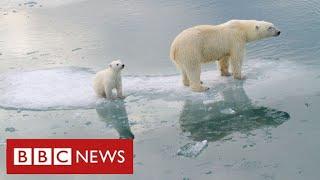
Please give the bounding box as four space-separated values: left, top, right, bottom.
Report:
116 78 125 99
230 58 242 79
185 64 209 92
230 45 245 80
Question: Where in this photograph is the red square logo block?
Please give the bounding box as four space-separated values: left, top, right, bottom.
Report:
6 139 133 174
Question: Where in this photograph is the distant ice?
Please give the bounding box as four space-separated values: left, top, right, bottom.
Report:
39 0 86 7
0 0 86 9
177 140 208 158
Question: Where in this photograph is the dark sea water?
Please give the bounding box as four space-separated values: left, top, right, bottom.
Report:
0 0 319 179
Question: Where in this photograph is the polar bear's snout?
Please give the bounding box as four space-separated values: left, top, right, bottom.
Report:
265 24 281 37
269 26 281 37
274 28 281 36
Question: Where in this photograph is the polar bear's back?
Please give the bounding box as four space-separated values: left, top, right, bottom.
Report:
170 24 236 65
170 26 205 64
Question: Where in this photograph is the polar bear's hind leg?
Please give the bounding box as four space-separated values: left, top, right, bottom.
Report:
182 70 190 86
184 64 209 92
104 87 113 99
219 56 231 76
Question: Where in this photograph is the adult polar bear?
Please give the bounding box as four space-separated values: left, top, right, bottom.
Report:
170 20 281 92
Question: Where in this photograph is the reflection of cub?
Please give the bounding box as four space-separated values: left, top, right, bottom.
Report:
179 82 289 141
93 60 125 99
96 100 134 139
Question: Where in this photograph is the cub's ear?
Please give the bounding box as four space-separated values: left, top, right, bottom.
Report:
109 64 112 68
255 25 259 30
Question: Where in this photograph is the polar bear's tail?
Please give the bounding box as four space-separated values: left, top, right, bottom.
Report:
170 41 177 61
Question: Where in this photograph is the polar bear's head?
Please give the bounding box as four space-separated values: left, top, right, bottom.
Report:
108 60 125 72
243 20 281 42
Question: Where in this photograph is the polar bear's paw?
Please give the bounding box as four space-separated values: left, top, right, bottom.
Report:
183 80 190 86
184 81 204 87
191 85 209 92
221 72 231 76
117 95 126 99
233 74 246 80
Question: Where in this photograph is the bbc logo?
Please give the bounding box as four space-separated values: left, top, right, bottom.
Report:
14 148 72 165
6 139 133 174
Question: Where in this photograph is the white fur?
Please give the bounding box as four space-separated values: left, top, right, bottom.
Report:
170 20 280 92
93 60 125 99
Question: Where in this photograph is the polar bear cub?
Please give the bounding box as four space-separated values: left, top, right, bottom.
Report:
93 60 125 99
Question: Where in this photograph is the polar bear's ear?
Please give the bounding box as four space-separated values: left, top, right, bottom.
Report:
109 64 112 68
255 25 259 30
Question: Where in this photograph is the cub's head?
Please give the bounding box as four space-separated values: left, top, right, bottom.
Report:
108 60 125 72
245 20 281 42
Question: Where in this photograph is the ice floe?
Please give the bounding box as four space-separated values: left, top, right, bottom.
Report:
0 59 308 111
0 67 226 110
0 67 97 110
177 140 208 158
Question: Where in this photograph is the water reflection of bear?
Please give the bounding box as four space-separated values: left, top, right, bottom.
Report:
96 100 134 139
179 82 290 142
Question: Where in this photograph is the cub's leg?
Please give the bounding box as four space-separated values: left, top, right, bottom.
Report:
116 80 125 99
219 56 231 76
184 64 209 92
104 86 113 100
